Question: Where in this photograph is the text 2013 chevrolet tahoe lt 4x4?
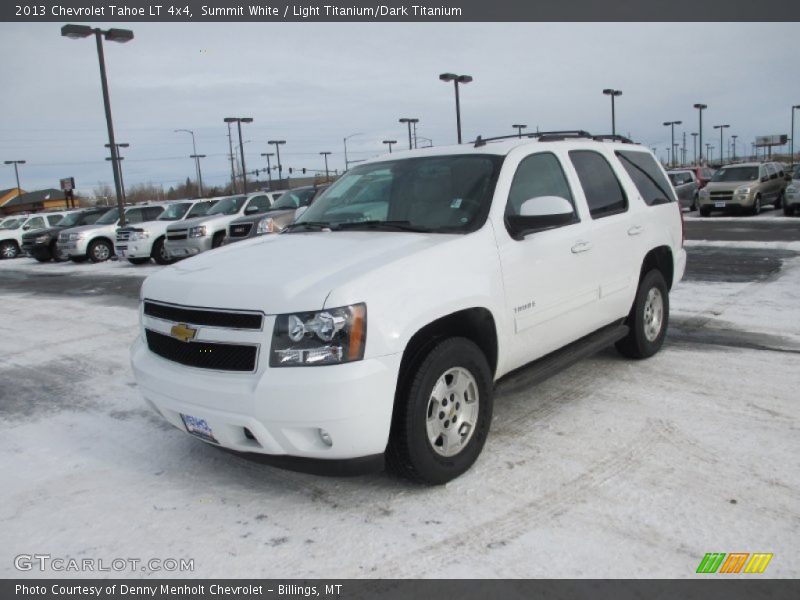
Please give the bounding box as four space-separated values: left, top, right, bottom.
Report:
131 132 686 484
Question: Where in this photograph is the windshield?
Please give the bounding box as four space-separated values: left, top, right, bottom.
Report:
185 200 215 218
206 196 246 215
295 155 503 233
59 211 99 228
270 189 316 210
95 208 120 225
0 218 23 230
157 202 192 221
711 166 758 182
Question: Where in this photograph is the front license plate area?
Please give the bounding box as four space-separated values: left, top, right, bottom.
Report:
180 413 218 443
117 246 127 257
714 202 726 208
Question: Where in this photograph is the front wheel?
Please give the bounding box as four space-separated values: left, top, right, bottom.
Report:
616 269 669 359
751 194 762 216
127 257 150 265
152 237 174 265
386 337 493 485
88 239 112 262
784 203 796 217
774 190 784 209
0 241 19 259
699 205 711 217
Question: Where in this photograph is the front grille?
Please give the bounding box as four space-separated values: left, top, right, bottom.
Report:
229 223 253 238
167 229 188 240
144 300 263 330
710 191 734 201
58 233 69 243
117 230 133 242
145 329 258 372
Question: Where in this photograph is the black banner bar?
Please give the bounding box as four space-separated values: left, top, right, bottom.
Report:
3 0 800 22
3 580 800 600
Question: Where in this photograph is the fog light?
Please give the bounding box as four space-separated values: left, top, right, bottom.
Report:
318 428 333 447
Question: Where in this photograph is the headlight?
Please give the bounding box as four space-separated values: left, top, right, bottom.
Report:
129 231 150 241
256 217 275 235
188 225 207 238
735 186 751 196
270 303 366 367
787 185 798 194
35 234 51 244
69 232 86 241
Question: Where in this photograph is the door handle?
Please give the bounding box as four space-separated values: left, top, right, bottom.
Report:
571 241 592 254
627 225 643 236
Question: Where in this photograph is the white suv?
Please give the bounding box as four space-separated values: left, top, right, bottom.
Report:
115 199 217 265
0 212 69 259
131 133 686 484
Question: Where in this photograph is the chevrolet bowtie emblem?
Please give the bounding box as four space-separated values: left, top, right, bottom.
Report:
170 323 197 343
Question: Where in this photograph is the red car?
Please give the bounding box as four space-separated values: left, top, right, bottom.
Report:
687 166 716 189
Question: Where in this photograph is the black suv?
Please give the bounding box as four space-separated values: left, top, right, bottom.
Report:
21 207 111 262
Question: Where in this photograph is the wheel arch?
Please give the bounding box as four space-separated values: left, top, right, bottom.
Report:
639 245 675 290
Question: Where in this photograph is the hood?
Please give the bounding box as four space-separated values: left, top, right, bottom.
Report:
119 218 169 233
142 231 456 314
704 179 756 191
229 208 294 226
167 214 236 231
22 226 61 240
58 222 117 236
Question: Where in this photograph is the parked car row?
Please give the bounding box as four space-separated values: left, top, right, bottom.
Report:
0 211 70 259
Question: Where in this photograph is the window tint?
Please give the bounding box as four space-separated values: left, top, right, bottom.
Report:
186 200 214 218
569 151 628 218
144 207 165 221
46 215 63 226
506 152 575 217
26 217 45 229
766 164 776 177
125 209 145 224
246 195 271 213
616 151 675 206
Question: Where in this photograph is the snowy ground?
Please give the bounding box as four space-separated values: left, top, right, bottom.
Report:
1 249 798 579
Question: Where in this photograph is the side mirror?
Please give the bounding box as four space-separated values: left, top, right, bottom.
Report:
506 196 575 239
760 176 769 183
22 225 30 230
244 205 260 215
294 206 308 220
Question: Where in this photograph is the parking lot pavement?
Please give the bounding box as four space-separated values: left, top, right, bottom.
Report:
1 245 798 578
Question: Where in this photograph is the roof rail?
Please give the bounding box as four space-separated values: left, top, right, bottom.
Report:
473 130 593 147
592 134 635 144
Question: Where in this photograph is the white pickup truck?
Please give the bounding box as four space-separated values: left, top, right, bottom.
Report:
132 132 686 484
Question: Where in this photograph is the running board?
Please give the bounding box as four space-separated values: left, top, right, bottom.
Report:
500 322 629 389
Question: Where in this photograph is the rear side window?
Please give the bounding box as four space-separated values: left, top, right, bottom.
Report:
25 217 45 229
246 195 271 213
506 152 575 217
46 215 63 226
144 207 165 221
616 151 675 206
569 151 628 218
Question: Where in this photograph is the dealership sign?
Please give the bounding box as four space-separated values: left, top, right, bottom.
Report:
755 135 788 147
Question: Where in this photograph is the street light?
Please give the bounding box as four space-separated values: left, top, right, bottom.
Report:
260 152 274 186
104 142 129 203
343 132 362 171
602 89 623 136
174 129 204 196
224 118 253 193
439 73 472 144
693 103 707 164
731 135 738 161
399 118 419 150
512 124 527 138
268 140 286 188
713 124 730 165
62 23 133 225
791 105 800 169
663 120 682 167
706 144 714 162
691 132 698 165
382 140 397 154
320 151 332 181
3 160 25 196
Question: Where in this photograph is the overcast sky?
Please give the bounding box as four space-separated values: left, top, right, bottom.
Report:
1 22 797 195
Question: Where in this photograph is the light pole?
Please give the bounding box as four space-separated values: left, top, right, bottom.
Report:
439 73 472 144
343 132 362 171
62 24 133 226
320 151 331 181
224 118 253 193
512 124 527 138
602 89 623 136
174 129 204 196
104 142 129 203
260 153 274 186
707 144 713 162
713 124 729 165
268 140 286 188
382 140 397 154
731 135 738 161
4 160 25 195
792 105 800 168
691 132 698 165
399 118 418 150
693 103 707 164
663 120 682 167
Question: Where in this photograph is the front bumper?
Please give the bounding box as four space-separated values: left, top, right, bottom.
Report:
164 236 212 258
130 335 402 462
116 240 152 259
56 238 89 257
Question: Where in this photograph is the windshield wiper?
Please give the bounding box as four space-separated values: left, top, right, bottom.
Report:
335 220 433 232
283 221 332 232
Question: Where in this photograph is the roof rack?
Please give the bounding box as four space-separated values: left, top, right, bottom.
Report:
473 130 635 148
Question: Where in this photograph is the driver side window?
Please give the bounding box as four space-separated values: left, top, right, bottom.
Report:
506 152 576 219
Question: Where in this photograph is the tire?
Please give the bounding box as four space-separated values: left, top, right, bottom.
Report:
784 204 796 217
0 240 19 259
699 205 711 217
751 194 762 216
33 251 51 263
615 270 669 360
774 190 784 209
690 193 698 212
127 257 150 265
386 337 493 485
211 232 225 249
88 239 112 262
151 236 173 265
